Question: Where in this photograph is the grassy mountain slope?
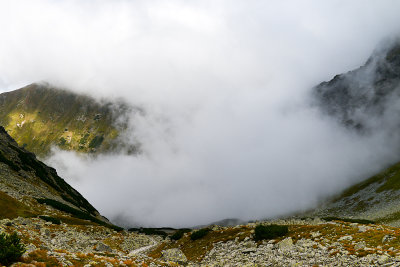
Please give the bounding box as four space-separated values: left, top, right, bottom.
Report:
310 161 400 226
0 83 136 157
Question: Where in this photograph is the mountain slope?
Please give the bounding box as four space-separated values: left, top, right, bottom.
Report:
0 83 137 157
0 125 108 223
311 39 400 225
310 161 400 226
313 39 400 132
2 135 400 266
0 125 166 266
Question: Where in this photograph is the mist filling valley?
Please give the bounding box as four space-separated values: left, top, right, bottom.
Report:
2 1 400 227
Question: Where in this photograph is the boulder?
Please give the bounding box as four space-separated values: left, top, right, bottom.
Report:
354 241 366 250
377 255 389 265
95 242 112 253
358 225 370 232
277 237 293 250
161 248 187 264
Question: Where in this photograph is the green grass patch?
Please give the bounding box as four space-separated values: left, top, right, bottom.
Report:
79 133 90 145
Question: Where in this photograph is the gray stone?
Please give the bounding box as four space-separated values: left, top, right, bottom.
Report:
377 255 389 265
243 241 256 248
40 228 51 237
95 242 112 253
354 241 366 250
161 248 187 264
311 231 321 238
277 237 293 250
242 248 257 254
358 225 370 232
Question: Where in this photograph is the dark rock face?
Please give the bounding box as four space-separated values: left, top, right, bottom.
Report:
313 39 400 133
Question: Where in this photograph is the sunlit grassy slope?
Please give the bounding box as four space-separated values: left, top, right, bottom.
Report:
0 83 134 157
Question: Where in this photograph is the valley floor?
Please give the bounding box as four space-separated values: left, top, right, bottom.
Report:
4 217 400 266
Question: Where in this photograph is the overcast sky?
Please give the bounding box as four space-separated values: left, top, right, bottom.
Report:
1 0 400 227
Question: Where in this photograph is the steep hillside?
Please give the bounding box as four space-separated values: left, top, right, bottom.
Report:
0 126 165 265
309 162 400 226
313 39 400 132
0 125 108 223
0 83 137 157
311 39 400 225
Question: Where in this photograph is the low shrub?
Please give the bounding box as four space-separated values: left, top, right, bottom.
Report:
322 217 374 225
89 135 104 148
128 228 168 238
191 228 211 241
141 228 168 238
39 215 61 225
171 229 191 241
254 224 288 241
0 232 26 266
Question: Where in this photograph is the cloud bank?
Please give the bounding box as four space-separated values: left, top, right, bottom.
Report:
1 0 400 227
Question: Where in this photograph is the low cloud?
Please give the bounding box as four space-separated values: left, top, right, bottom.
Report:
1 0 400 227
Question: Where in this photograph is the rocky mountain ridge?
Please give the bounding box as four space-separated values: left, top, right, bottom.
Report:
313 39 400 132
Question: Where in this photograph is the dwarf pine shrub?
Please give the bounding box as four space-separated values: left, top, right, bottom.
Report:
190 228 211 241
0 232 26 266
171 229 191 241
254 224 288 241
39 215 61 225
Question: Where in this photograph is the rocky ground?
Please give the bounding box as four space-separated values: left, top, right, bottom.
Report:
5 216 400 266
1 217 164 266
